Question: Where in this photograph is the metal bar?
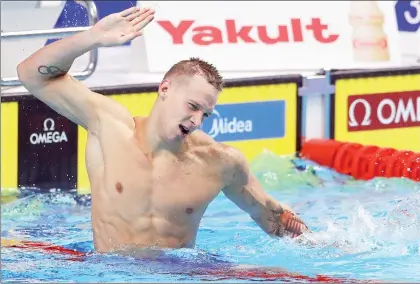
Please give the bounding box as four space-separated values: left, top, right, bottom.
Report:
1 0 99 87
1 27 91 40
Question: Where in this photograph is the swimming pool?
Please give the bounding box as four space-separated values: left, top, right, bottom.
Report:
2 152 420 283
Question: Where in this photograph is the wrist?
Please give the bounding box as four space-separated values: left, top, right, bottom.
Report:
79 28 102 49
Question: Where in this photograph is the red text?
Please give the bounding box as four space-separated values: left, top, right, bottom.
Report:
157 19 339 46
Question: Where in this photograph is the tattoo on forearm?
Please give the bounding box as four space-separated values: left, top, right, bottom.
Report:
267 207 287 237
241 187 258 207
251 196 257 206
37 65 67 76
267 205 308 238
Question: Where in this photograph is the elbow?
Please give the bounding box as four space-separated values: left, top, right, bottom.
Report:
17 61 47 91
16 63 34 92
16 62 26 82
16 61 34 87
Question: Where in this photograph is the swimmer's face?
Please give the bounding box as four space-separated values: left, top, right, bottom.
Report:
157 75 219 141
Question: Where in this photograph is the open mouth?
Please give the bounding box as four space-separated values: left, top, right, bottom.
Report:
179 125 190 135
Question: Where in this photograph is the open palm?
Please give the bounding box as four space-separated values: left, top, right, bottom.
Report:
92 7 155 47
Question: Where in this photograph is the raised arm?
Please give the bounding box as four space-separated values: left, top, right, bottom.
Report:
16 7 155 133
222 148 310 238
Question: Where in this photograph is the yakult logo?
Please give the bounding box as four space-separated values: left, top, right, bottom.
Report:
347 91 420 131
30 118 68 145
157 18 339 46
207 109 253 138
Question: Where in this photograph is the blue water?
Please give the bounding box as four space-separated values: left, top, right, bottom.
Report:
2 153 420 283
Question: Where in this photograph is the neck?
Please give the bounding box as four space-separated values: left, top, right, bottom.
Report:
138 111 183 158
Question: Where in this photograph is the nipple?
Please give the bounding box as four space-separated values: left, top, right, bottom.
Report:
116 182 123 194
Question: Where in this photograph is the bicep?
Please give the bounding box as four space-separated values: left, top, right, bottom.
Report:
27 75 133 133
221 147 268 218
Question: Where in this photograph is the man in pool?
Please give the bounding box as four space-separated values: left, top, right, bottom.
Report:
17 7 310 256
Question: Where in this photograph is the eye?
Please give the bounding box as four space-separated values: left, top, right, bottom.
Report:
203 113 209 118
188 103 198 111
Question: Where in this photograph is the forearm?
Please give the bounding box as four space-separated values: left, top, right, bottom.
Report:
253 198 310 238
17 29 98 82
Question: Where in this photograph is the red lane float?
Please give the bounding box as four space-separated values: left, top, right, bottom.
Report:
333 143 363 176
402 153 420 181
300 139 420 182
368 148 397 178
385 151 414 179
299 139 344 168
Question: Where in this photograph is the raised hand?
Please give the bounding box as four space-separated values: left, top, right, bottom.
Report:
90 6 155 47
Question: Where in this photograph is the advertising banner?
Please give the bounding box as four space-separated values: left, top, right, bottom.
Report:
140 0 419 72
201 101 286 142
395 0 420 64
202 83 297 161
18 100 78 190
1 102 18 189
334 72 420 152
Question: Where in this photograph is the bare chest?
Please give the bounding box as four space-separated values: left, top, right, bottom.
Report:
89 136 222 222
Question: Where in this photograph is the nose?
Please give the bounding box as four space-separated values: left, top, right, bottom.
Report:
190 112 203 128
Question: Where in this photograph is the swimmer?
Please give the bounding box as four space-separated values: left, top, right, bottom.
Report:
17 7 310 255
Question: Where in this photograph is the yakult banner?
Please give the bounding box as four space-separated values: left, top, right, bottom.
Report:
333 70 420 152
139 0 419 72
395 0 420 64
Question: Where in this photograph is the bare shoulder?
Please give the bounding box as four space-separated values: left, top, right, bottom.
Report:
133 116 147 127
95 95 136 130
188 130 248 178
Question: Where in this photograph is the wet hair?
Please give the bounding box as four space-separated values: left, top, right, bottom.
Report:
163 57 224 92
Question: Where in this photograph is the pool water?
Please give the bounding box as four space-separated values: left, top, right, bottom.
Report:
2 152 420 283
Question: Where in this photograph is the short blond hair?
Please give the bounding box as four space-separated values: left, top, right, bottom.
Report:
163 57 224 92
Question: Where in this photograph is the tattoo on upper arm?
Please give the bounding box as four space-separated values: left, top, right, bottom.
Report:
267 204 308 238
37 65 67 76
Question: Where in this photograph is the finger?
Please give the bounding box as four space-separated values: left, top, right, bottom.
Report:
133 15 155 32
125 7 150 21
120 30 143 44
119 6 138 17
133 14 155 32
131 8 154 25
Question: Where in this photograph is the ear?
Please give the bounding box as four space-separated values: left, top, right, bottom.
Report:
158 79 171 101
